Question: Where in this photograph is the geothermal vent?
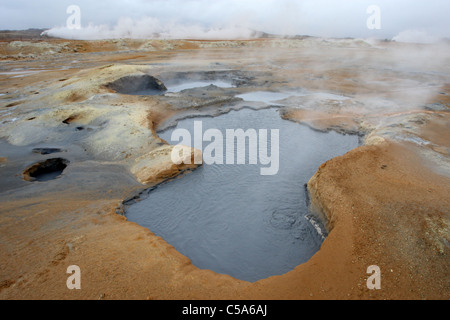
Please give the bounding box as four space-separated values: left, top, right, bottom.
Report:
23 158 70 182
106 74 167 95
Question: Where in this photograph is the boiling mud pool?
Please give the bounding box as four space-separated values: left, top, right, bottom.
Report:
126 108 359 282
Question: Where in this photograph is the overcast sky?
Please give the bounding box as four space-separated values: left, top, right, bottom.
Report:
0 0 449 40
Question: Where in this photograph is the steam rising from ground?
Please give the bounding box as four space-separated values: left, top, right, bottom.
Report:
44 17 258 40
44 18 448 43
37 0 449 42
392 30 442 44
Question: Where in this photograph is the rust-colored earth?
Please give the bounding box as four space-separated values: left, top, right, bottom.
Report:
0 37 448 300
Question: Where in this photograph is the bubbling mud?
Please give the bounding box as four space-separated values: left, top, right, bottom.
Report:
23 158 69 182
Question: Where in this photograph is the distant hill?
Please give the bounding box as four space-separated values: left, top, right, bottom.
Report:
0 28 318 41
0 28 52 41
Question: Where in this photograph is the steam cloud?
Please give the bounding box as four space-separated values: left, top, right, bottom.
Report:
392 30 442 44
1 0 447 42
44 17 258 40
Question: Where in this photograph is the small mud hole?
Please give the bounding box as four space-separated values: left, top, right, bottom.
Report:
62 115 79 125
125 108 359 282
32 148 63 155
106 74 167 96
23 158 69 182
5 102 21 108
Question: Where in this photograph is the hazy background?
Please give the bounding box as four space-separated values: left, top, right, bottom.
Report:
0 0 449 42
